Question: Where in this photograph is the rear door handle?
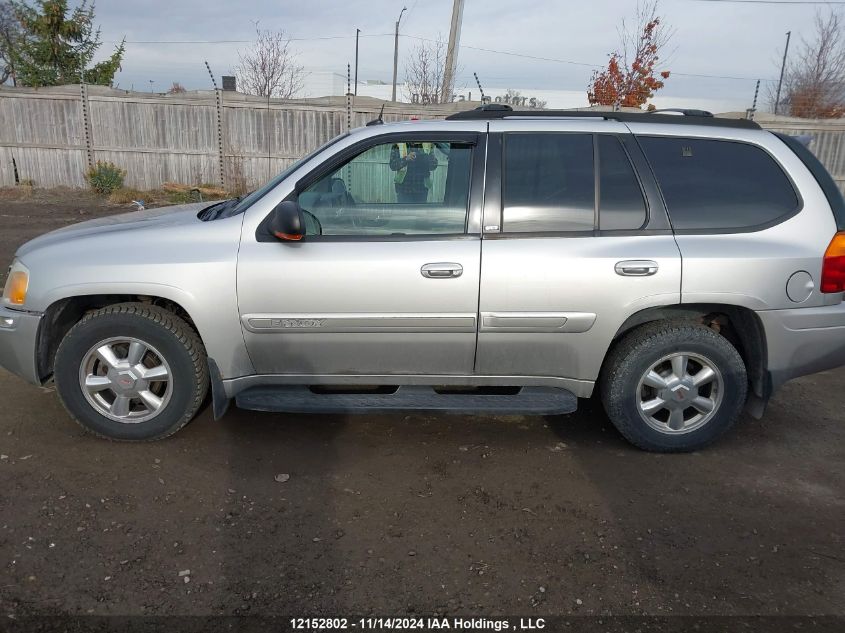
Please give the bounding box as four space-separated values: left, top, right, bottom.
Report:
615 260 659 276
421 263 463 279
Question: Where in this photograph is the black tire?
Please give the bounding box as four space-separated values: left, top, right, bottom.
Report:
600 321 747 452
54 303 208 441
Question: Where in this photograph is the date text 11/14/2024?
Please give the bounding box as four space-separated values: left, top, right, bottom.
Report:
290 617 548 631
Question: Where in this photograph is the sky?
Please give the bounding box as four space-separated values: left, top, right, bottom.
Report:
90 0 834 111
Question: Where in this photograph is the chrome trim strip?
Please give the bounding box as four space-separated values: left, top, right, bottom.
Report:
241 313 478 334
479 311 597 333
222 373 595 399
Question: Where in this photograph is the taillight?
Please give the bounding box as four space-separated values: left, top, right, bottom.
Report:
821 232 845 293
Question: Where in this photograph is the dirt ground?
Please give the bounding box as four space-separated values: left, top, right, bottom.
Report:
0 193 843 628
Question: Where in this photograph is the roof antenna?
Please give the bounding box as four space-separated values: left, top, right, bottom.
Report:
366 103 385 126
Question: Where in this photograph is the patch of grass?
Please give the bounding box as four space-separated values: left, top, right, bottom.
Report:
0 183 35 200
166 190 196 205
108 187 145 204
104 183 233 209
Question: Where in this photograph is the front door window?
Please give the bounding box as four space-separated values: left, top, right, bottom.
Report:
297 140 473 236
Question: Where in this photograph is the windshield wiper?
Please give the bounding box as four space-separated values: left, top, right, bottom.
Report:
199 195 248 221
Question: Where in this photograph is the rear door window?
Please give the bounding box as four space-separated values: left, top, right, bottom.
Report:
599 135 647 230
638 137 799 231
502 133 595 232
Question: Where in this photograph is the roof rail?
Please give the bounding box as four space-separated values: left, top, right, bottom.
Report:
649 108 714 117
445 105 761 129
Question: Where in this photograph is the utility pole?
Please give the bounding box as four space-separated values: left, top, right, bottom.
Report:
392 6 407 102
441 0 465 103
354 29 361 96
774 31 791 116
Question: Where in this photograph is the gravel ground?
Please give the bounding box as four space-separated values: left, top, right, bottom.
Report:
0 194 843 627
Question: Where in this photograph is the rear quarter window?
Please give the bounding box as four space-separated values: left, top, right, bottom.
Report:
638 136 800 231
775 132 845 231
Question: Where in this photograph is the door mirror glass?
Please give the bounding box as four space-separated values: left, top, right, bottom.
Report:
270 200 305 241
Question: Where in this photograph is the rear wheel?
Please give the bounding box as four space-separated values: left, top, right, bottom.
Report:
600 322 747 452
54 303 208 441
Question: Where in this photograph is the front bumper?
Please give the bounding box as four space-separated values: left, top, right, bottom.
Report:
757 299 845 392
0 305 42 385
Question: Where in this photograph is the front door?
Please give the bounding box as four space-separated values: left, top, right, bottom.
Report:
475 121 682 390
236 131 485 377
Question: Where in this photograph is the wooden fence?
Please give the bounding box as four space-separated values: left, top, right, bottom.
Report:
1 85 845 193
0 85 463 191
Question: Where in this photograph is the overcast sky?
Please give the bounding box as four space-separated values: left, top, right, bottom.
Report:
93 0 831 107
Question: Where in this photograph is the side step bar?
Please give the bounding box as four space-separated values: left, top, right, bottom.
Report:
234 385 577 416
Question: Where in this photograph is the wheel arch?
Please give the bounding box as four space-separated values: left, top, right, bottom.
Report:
37 293 201 383
606 303 770 403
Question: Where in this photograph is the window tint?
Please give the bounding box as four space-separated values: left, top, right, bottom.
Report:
298 140 472 236
638 137 799 231
599 136 647 230
503 133 594 232
776 132 845 231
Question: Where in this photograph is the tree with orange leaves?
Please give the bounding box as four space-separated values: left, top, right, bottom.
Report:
588 1 672 110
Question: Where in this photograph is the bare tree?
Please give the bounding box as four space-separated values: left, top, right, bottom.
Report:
404 35 451 105
0 0 21 85
236 27 305 99
167 81 187 94
771 10 845 118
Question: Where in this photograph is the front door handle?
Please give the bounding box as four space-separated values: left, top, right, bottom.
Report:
421 262 463 279
615 260 659 276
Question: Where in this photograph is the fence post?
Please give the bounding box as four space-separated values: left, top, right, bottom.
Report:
214 88 225 188
80 83 94 169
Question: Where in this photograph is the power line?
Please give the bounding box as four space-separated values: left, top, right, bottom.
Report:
405 34 776 82
106 33 394 45
108 30 775 83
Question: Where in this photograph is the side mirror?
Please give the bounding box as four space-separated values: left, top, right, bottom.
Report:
270 200 305 241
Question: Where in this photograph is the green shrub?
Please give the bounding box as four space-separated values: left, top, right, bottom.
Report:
86 161 126 194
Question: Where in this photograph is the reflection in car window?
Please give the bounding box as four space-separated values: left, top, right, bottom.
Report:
638 136 799 230
298 141 473 236
224 133 349 218
503 133 595 233
599 135 647 231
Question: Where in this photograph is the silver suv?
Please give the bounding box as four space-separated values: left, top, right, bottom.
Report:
2 106 845 452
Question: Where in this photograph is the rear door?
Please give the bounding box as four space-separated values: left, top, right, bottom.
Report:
475 120 682 391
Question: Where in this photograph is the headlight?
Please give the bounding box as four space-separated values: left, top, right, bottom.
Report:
2 260 29 306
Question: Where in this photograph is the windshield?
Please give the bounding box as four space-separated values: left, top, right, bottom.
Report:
202 132 349 221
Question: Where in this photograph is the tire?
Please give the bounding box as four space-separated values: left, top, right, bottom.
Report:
54 303 208 441
600 321 747 452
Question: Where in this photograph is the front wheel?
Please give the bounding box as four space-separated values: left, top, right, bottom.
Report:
54 303 208 441
600 322 747 452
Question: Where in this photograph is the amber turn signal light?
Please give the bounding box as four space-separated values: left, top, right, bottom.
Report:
273 231 303 241
3 270 28 305
821 231 845 294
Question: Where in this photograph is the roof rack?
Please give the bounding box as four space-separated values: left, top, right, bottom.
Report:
445 104 761 129
650 108 714 117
